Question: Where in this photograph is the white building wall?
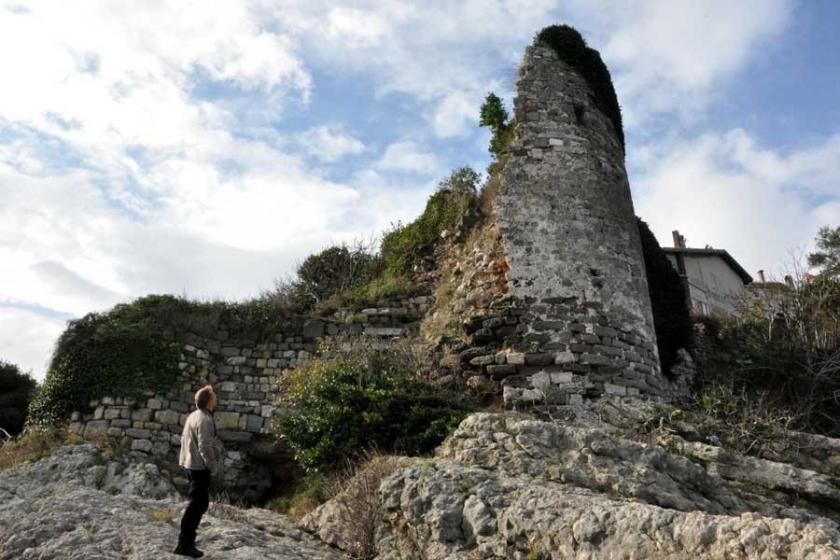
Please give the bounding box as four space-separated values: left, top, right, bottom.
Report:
666 254 747 315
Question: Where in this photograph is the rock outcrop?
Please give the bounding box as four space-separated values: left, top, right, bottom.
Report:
306 405 840 559
0 444 340 560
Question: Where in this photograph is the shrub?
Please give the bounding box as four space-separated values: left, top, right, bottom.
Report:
480 93 514 162
692 308 840 438
295 243 382 307
0 361 37 437
637 218 693 376
275 341 472 474
322 453 405 559
381 173 478 276
536 25 624 151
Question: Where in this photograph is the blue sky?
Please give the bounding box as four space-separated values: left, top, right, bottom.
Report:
1 0 838 380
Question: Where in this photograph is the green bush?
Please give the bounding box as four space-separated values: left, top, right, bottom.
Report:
0 361 37 436
637 218 693 376
28 294 296 426
275 343 472 473
381 171 478 276
536 25 624 151
294 244 382 308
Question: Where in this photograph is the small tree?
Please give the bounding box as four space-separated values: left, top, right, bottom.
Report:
0 361 37 436
479 93 513 161
438 166 479 195
295 243 381 306
808 225 840 275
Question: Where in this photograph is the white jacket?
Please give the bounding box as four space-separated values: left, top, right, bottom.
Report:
179 409 222 475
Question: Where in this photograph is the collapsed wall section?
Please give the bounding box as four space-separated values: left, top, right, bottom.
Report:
495 42 668 407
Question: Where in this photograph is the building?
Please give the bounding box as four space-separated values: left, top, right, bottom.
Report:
663 230 753 316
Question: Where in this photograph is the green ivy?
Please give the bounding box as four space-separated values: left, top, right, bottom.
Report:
536 25 625 151
637 218 693 377
27 294 297 427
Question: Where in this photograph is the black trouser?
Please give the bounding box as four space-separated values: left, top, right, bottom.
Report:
179 469 211 548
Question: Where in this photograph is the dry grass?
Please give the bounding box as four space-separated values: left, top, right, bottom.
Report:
0 429 83 471
148 510 177 523
324 453 406 560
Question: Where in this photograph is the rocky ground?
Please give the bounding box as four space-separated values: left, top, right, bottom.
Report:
0 444 340 560
4 398 840 559
306 398 840 559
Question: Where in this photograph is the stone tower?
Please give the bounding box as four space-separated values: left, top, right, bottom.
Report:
497 33 668 405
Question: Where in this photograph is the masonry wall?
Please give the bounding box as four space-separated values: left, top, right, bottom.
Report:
68 295 432 500
492 43 669 409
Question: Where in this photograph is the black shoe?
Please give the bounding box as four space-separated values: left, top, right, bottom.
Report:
173 544 204 558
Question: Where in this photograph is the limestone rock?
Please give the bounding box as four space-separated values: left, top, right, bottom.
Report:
0 444 340 560
304 410 840 559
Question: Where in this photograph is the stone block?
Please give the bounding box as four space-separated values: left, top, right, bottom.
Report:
132 408 152 422
103 408 122 420
126 428 151 439
469 355 495 367
220 381 237 392
525 353 553 366
260 405 274 418
147 398 163 410
507 353 526 365
604 383 627 396
101 396 115 406
218 430 253 443
131 439 153 453
215 411 241 431
363 326 403 337
580 353 612 366
554 351 575 364
550 372 574 384
245 415 264 433
303 319 325 339
487 364 518 379
568 394 584 406
111 419 132 428
530 371 551 391
155 410 180 425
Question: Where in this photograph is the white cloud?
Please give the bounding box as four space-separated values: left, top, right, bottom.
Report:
633 129 840 279
432 92 479 138
0 306 66 380
377 141 441 174
566 0 793 124
296 126 366 162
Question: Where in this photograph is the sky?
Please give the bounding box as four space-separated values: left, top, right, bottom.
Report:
1 0 839 381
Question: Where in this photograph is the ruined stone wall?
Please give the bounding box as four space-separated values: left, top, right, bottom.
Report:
493 43 669 408
68 294 431 500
